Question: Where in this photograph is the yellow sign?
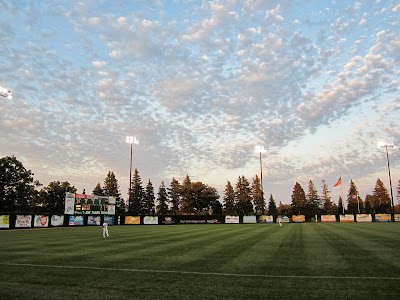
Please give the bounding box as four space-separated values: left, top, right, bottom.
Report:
375 214 391 222
292 215 305 222
0 215 10 228
125 216 141 224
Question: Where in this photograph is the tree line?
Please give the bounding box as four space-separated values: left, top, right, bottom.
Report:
1 155 399 215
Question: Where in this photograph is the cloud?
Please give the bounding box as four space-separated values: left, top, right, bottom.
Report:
0 0 399 203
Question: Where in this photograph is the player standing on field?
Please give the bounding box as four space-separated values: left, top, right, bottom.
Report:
103 221 110 237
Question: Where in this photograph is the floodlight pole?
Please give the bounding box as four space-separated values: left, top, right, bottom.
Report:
378 142 395 217
255 146 267 204
126 136 139 211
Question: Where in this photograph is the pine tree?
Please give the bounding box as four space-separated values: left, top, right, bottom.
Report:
252 175 265 214
223 181 236 215
92 183 104 196
291 182 306 215
156 181 169 214
180 175 194 213
167 177 181 214
347 180 362 214
372 178 391 213
235 176 253 215
143 179 155 215
268 194 278 216
321 180 335 214
103 171 124 213
128 168 144 214
306 180 321 215
338 196 345 215
364 194 373 214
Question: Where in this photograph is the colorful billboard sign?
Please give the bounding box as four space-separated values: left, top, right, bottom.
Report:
340 215 354 222
125 216 140 225
51 215 64 226
69 215 84 226
259 215 274 223
225 216 239 224
15 215 32 228
0 215 10 228
375 214 391 222
292 215 305 223
356 214 372 222
34 215 49 227
243 216 257 223
321 215 336 223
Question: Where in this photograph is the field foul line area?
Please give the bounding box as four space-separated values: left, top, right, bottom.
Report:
1 263 398 281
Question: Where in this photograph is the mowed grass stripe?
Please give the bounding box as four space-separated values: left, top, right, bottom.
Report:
313 223 400 278
1 262 399 280
1 223 400 300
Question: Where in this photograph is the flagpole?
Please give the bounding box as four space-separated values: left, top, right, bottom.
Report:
340 174 344 215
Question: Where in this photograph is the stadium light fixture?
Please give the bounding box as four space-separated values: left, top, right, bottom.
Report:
126 136 139 210
0 86 12 99
377 141 395 217
255 146 267 203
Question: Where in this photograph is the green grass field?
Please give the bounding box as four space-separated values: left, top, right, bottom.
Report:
1 223 400 300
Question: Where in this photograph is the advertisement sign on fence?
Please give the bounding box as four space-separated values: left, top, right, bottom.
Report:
15 215 32 228
395 214 400 222
243 216 257 223
69 215 84 226
225 216 239 224
0 215 10 228
356 214 372 222
259 215 274 223
51 215 64 226
144 216 158 225
125 216 140 225
340 215 354 222
104 216 115 225
87 216 101 225
321 215 336 222
162 216 175 224
292 215 305 223
375 214 391 222
34 215 49 227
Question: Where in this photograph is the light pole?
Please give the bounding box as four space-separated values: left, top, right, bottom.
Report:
126 136 139 210
0 86 12 99
255 146 267 201
377 142 395 216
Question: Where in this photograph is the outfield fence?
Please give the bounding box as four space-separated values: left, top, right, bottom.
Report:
1 213 400 230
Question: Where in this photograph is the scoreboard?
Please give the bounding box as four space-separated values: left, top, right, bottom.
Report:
64 193 116 215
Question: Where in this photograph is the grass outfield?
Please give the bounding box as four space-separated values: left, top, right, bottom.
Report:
1 223 400 300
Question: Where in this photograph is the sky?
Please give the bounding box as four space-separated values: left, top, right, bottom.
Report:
0 0 399 206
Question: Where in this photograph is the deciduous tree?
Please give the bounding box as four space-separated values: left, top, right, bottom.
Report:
38 181 76 214
0 156 40 213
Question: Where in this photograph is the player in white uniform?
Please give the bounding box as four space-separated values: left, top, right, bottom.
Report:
103 222 110 237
